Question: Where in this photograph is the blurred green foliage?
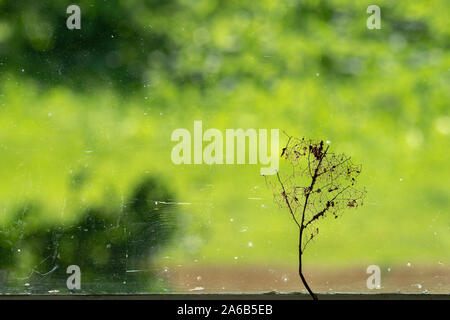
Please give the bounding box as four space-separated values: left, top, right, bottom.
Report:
0 177 177 293
0 1 179 91
0 0 449 293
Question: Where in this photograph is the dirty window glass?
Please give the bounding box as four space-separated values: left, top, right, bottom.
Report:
0 1 448 295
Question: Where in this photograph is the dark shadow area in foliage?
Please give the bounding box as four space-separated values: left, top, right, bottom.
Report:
0 177 178 293
0 1 177 92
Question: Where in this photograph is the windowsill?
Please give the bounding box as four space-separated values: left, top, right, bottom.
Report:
0 293 447 300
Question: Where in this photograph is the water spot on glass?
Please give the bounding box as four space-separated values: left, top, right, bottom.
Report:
189 286 204 291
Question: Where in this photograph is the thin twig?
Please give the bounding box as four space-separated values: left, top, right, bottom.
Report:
276 171 301 229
